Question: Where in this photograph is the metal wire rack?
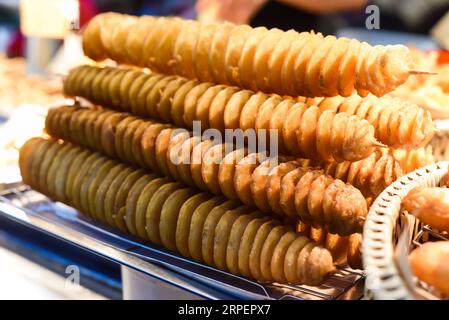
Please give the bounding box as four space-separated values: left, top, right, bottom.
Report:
0 185 365 300
412 225 449 247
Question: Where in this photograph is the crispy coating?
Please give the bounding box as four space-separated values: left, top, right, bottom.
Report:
298 222 363 269
46 106 368 235
64 66 383 162
82 13 414 97
403 187 449 232
314 150 404 197
308 94 434 150
392 146 434 173
19 137 335 285
409 242 449 296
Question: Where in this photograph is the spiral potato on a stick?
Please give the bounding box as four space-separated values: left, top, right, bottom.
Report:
82 13 418 97
297 222 363 269
303 95 434 150
308 150 404 198
391 146 434 173
64 66 385 162
19 137 336 285
46 105 368 235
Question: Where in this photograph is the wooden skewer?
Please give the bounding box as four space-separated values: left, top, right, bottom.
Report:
373 141 388 148
409 70 438 75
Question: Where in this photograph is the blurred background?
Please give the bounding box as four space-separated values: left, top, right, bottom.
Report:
0 0 448 300
1 0 449 59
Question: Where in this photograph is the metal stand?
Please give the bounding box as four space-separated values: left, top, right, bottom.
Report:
25 37 59 75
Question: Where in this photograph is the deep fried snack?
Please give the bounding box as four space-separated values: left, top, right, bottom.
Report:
266 161 298 215
213 206 254 270
201 199 238 266
46 143 74 200
82 13 416 97
189 196 225 261
39 141 65 196
103 167 135 227
65 149 92 207
234 153 263 206
295 172 367 235
226 211 263 275
260 225 292 281
75 154 106 212
218 148 247 200
146 182 183 244
166 130 191 181
135 177 171 239
190 139 215 191
409 242 449 296
125 174 157 236
160 188 195 251
28 139 53 191
176 193 212 258
283 236 310 283
201 143 231 195
347 233 363 270
46 106 368 235
63 67 383 162
81 12 123 61
80 157 114 216
270 231 297 283
392 147 434 173
113 170 143 232
19 138 336 285
142 123 173 173
403 187 449 232
318 150 404 197
250 158 277 212
91 163 124 222
249 221 280 280
299 222 363 269
175 136 202 187
309 94 435 149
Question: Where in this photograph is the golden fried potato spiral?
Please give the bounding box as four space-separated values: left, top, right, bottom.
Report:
19 137 335 285
45 106 368 235
82 13 415 97
305 94 434 150
309 150 404 198
64 65 383 162
297 222 363 270
391 146 435 173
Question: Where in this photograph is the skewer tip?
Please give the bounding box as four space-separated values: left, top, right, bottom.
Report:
373 141 388 148
409 69 438 75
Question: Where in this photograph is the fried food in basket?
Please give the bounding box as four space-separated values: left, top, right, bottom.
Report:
46 106 368 236
64 66 388 162
403 187 449 232
18 137 336 286
82 13 416 97
409 242 449 296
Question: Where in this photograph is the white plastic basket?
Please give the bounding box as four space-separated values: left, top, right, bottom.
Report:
363 161 449 300
431 120 449 161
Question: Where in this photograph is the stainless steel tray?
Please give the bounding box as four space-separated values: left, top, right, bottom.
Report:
0 185 365 300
